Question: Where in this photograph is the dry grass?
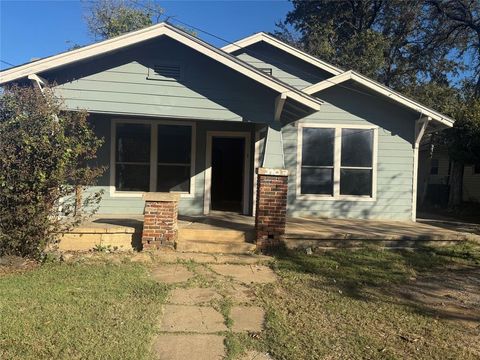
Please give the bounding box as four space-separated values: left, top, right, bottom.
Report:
258 242 480 360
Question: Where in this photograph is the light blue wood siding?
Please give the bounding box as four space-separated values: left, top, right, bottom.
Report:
84 115 255 215
284 84 417 220
46 36 276 123
232 42 332 89
237 43 418 220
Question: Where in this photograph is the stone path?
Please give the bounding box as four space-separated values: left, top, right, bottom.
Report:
150 261 276 360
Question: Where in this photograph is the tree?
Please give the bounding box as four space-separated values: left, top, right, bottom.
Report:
444 96 480 206
84 0 164 40
0 86 104 258
426 0 480 95
275 0 455 90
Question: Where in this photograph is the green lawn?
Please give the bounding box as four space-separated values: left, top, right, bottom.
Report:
257 242 480 360
0 260 167 360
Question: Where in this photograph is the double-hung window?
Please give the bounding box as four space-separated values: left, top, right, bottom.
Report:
298 124 377 200
113 121 194 196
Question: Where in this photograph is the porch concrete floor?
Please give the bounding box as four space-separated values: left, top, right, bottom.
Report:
286 217 480 242
72 212 479 244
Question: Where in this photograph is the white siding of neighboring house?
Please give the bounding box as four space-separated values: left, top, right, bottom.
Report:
463 165 480 203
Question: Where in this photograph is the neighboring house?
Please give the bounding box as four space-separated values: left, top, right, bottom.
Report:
0 23 455 222
418 142 480 205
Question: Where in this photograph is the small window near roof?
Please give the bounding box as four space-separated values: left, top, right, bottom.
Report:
430 159 439 175
259 68 273 76
148 64 181 81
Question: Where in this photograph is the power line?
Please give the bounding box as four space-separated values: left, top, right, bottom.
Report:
163 17 376 98
1 59 15 67
124 1 381 99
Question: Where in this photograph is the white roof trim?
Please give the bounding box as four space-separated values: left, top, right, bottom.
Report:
222 32 343 76
0 23 321 111
303 71 455 127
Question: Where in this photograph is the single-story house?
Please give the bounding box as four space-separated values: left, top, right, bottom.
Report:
418 142 480 206
0 23 456 248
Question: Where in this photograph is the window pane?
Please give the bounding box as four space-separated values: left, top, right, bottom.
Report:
157 165 190 192
301 167 333 195
115 164 150 191
430 159 439 175
116 124 150 163
158 125 191 164
302 128 335 166
340 169 372 196
341 129 373 167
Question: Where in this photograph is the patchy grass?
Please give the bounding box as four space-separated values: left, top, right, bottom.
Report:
259 242 480 360
0 261 167 360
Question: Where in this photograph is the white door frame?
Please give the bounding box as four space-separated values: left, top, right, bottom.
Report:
204 131 251 215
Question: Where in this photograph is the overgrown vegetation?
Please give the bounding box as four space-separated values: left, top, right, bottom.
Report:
258 243 480 359
0 86 104 258
0 261 167 360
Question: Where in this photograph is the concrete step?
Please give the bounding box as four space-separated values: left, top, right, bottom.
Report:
57 231 139 251
178 228 255 243
176 239 256 254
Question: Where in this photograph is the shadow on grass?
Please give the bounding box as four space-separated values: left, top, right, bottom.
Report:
272 242 480 322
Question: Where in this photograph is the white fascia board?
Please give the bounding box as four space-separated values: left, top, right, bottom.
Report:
222 32 343 76
0 23 321 111
303 71 455 127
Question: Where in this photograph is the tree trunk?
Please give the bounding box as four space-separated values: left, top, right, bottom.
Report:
74 185 82 216
448 161 464 208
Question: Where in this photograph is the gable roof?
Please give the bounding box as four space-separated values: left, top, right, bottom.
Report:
222 32 343 76
0 23 322 112
303 71 455 127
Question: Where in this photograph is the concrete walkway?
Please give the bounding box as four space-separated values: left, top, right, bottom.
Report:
150 259 276 360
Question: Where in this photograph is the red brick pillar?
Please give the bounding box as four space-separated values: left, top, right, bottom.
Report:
255 168 288 251
141 193 180 250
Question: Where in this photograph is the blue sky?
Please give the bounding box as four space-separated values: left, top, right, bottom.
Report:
0 0 292 70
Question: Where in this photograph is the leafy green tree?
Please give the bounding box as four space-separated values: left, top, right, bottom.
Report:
444 97 480 206
275 0 455 90
84 0 164 39
426 0 480 95
0 86 104 257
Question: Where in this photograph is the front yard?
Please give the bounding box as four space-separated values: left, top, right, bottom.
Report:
0 260 168 360
259 243 480 359
0 242 479 359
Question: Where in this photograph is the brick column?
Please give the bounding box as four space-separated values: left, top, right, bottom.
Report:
255 168 288 251
141 193 180 250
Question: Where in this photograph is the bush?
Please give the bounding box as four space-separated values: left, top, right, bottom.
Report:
0 85 104 258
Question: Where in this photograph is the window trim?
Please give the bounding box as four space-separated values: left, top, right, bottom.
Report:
109 118 196 198
296 123 378 201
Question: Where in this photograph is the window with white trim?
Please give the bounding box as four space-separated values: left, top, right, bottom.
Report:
115 123 151 191
113 121 193 195
340 128 374 196
298 125 377 199
157 124 191 192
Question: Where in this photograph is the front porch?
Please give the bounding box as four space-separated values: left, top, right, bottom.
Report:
57 213 479 253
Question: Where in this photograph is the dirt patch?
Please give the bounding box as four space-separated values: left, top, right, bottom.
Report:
0 256 38 276
390 266 480 328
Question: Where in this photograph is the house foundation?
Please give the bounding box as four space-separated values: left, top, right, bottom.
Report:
142 192 180 250
255 168 288 250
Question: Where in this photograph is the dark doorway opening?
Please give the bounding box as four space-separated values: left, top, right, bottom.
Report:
211 137 245 213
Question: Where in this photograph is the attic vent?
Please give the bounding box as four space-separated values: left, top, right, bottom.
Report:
148 64 181 81
259 68 273 76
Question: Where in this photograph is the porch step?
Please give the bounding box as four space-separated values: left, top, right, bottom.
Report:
177 229 256 253
178 228 255 242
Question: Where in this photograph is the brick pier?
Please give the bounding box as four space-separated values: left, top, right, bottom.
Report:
142 192 180 250
255 168 288 251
